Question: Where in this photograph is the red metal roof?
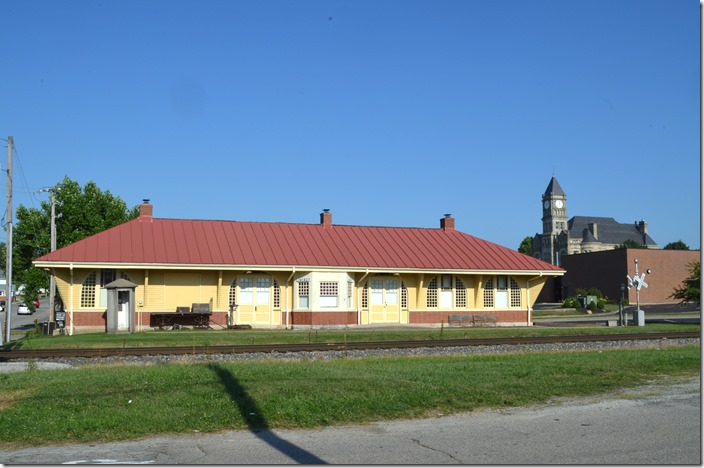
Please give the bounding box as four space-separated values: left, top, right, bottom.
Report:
34 214 563 273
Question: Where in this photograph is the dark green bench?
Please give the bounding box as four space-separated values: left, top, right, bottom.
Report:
448 314 474 326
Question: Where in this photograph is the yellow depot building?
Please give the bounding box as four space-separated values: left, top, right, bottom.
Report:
34 201 563 334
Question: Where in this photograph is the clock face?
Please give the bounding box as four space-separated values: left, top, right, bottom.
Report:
555 200 564 208
543 201 550 209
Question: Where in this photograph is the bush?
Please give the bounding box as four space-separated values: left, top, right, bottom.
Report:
597 299 606 309
587 300 598 311
587 288 603 299
562 297 580 308
575 288 587 296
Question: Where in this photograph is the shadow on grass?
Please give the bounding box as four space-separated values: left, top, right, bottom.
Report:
207 363 327 464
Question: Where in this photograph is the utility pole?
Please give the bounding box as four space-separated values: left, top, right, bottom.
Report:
4 136 12 343
40 186 58 323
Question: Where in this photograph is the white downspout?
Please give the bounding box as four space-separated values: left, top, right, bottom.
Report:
69 264 74 336
525 272 543 326
286 268 296 329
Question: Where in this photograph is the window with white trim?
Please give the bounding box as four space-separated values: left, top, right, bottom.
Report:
256 277 270 304
239 277 254 304
361 282 369 309
371 278 398 306
297 280 309 309
371 279 383 305
427 275 467 308
401 282 408 309
320 281 338 307
483 276 522 309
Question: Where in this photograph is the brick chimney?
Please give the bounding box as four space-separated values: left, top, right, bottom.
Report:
320 209 332 227
440 213 455 231
140 199 153 220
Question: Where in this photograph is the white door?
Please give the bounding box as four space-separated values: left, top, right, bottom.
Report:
117 291 130 331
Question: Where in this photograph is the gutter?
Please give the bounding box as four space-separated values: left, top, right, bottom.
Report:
286 268 296 329
69 264 74 336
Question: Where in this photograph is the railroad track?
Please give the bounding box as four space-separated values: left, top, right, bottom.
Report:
0 331 699 360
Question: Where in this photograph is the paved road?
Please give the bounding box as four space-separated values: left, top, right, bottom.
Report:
1 377 699 465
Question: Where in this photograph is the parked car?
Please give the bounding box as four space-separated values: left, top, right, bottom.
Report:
17 303 32 315
32 299 40 308
0 300 5 312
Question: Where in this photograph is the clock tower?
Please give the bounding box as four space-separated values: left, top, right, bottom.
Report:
541 176 568 236
533 176 569 266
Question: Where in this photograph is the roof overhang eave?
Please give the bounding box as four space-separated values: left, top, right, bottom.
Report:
33 261 565 276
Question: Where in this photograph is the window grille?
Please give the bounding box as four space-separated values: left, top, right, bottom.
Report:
361 282 369 309
228 278 237 307
81 272 97 308
427 276 438 308
273 279 280 308
510 278 521 307
401 282 408 309
483 277 494 308
455 276 466 308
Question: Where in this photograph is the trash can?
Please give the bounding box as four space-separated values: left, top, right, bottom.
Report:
42 321 56 336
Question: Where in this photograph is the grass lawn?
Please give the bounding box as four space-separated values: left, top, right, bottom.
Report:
5 323 699 350
0 344 699 447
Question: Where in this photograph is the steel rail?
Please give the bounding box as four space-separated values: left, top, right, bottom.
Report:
0 331 699 360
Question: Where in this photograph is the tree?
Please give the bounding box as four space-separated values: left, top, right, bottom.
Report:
670 261 700 304
6 177 139 301
518 236 533 255
663 240 690 250
615 239 647 249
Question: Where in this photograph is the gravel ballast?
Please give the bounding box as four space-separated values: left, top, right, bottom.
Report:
1 337 698 371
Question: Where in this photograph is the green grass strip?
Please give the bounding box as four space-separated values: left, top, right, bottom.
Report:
7 323 699 350
0 344 699 447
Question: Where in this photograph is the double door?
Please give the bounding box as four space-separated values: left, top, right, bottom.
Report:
369 278 400 323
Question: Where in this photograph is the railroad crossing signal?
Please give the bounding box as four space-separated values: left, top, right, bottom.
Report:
627 273 648 291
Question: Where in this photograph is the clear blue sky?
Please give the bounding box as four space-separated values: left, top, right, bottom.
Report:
1 0 700 251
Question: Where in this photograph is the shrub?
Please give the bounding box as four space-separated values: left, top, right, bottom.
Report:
562 297 580 308
587 288 603 299
575 288 587 296
597 299 606 309
587 300 598 311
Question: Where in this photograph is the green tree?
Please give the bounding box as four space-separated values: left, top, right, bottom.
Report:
670 261 700 304
7 177 139 301
663 240 690 250
518 235 533 255
615 239 647 249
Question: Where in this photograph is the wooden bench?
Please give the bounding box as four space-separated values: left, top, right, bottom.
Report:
448 314 474 326
473 314 497 326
